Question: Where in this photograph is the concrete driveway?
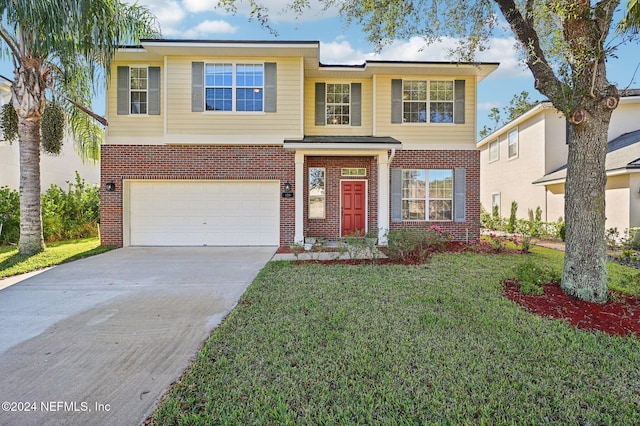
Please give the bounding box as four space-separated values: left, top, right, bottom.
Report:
0 246 275 426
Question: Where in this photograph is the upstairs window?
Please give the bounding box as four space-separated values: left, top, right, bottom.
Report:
508 128 519 159
130 67 148 114
117 66 160 116
204 63 264 112
402 80 454 123
326 83 350 125
489 140 499 162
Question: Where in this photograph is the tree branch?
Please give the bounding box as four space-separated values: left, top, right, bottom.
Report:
0 26 22 61
493 0 565 106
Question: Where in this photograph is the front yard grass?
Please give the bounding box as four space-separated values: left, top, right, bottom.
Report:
151 249 640 425
0 237 113 279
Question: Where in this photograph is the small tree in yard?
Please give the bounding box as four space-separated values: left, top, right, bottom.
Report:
0 0 159 256
221 0 640 303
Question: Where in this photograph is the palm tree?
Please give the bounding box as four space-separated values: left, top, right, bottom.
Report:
0 0 159 255
621 0 640 32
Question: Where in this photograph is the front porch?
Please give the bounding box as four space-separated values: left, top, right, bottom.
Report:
284 136 402 245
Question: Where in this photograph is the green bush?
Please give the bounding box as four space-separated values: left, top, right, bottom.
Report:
387 226 451 262
0 186 20 245
507 201 518 233
515 261 561 295
42 172 99 243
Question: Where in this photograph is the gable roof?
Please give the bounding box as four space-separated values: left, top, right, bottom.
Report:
532 129 640 185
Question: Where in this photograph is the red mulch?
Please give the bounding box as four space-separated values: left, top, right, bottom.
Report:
503 280 640 337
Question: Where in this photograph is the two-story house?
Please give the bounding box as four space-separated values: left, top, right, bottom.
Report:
100 39 498 247
477 91 640 232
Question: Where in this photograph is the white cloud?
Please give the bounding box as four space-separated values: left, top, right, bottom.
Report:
183 0 218 13
181 20 239 38
478 101 502 111
123 0 187 35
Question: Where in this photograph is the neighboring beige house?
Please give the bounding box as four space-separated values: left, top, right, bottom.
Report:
477 90 640 232
100 39 498 247
0 81 99 191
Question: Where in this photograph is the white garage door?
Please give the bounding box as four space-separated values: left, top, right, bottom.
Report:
128 180 280 246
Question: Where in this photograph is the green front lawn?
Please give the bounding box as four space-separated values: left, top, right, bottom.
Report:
0 237 113 278
151 249 640 425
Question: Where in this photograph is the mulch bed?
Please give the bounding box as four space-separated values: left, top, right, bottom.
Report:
503 280 640 337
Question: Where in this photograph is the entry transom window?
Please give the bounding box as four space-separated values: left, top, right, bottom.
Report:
309 168 326 219
402 169 453 221
130 67 148 114
205 63 263 112
326 83 350 125
403 80 454 123
341 168 366 177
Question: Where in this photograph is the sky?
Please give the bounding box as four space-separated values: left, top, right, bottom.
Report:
2 0 639 137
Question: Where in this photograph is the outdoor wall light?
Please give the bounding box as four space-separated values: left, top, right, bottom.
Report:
105 181 116 192
284 181 292 192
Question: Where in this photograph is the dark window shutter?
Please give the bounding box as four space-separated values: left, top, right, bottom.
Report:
315 82 326 126
351 82 361 126
117 66 129 115
454 80 465 124
264 62 277 112
454 168 466 222
148 66 161 115
391 79 403 124
391 168 403 222
192 62 204 112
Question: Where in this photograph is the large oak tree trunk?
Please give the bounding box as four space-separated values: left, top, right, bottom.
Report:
562 112 611 304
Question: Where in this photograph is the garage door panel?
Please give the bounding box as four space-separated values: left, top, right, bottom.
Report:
129 181 279 246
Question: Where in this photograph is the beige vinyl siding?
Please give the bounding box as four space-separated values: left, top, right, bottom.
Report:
375 76 476 150
106 61 164 141
166 56 301 140
304 78 373 136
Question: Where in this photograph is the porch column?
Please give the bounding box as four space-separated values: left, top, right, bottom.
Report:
295 152 305 243
377 153 391 245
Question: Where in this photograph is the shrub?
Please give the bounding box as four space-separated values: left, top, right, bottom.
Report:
507 201 518 233
0 186 20 245
387 226 452 262
42 172 100 243
558 220 566 241
514 261 561 295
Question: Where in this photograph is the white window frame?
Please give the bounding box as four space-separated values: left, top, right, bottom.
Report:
326 83 350 125
508 128 519 160
309 167 326 219
401 169 454 222
402 80 454 124
491 192 501 216
204 62 264 113
489 140 499 163
129 66 148 115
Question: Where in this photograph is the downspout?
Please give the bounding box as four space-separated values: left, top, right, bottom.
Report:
388 148 396 164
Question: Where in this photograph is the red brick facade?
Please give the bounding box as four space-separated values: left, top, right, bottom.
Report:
100 145 295 247
389 149 481 242
304 156 378 240
100 145 479 247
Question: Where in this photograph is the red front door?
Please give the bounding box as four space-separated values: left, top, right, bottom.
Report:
341 180 366 236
